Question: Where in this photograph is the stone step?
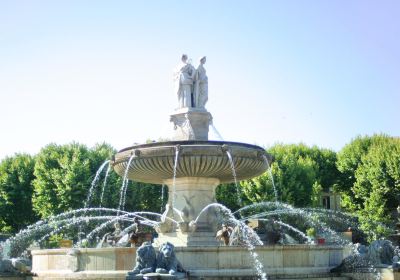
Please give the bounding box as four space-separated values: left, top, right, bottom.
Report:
188 232 216 237
187 242 221 246
268 275 352 280
186 233 221 246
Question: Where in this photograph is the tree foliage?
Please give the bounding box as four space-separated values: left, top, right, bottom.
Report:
125 182 164 213
215 183 248 212
31 142 162 219
31 142 125 218
336 134 400 240
32 143 94 218
241 143 340 207
0 154 37 233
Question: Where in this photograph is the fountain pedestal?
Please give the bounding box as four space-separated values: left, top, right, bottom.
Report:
155 177 221 246
170 108 212 141
164 177 219 222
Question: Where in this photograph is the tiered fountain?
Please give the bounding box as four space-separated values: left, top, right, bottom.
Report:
28 54 351 280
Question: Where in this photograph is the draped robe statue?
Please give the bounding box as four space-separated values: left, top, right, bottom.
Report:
194 56 208 109
174 54 195 108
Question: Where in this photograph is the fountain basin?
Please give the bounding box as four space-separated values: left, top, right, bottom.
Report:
31 245 349 280
112 141 270 184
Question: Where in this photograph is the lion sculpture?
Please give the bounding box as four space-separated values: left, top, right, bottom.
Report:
155 242 182 275
130 241 156 275
331 240 395 272
367 239 394 266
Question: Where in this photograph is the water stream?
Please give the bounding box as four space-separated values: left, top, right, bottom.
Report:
118 154 135 212
225 149 242 208
99 164 112 207
161 184 166 212
210 123 224 140
262 155 278 202
84 160 110 208
171 146 180 208
194 203 267 280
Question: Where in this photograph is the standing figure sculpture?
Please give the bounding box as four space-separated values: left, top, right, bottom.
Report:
194 56 208 108
174 54 195 108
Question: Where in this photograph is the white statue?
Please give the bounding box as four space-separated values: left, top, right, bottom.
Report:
174 54 195 108
194 56 208 108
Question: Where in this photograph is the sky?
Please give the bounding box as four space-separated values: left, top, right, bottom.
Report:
0 0 399 160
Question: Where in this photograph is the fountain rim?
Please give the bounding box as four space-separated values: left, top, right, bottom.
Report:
112 140 271 184
116 140 266 154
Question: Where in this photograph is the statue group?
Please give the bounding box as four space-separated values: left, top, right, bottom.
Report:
174 54 208 109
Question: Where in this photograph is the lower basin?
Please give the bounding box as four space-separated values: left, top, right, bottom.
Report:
31 245 349 279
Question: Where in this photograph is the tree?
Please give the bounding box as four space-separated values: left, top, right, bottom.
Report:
32 142 162 218
241 143 340 208
336 135 400 240
215 183 246 212
125 181 164 213
33 143 101 218
0 154 37 233
336 135 381 194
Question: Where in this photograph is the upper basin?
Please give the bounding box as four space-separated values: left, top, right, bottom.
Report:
112 140 270 184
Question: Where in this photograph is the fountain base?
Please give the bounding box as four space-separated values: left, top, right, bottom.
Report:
154 231 219 247
31 245 352 280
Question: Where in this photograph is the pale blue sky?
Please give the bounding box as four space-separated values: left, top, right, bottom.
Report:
0 0 399 159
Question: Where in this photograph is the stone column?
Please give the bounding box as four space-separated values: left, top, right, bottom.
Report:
154 177 221 247
165 177 219 222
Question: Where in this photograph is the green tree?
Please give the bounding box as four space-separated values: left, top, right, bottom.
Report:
32 143 105 218
336 135 400 240
215 183 246 212
241 144 340 207
0 154 37 233
125 181 163 213
336 135 381 193
32 142 161 218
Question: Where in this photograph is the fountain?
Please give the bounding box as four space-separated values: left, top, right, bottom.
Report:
4 54 395 280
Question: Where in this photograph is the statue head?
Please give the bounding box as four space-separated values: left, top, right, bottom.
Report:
199 56 206 64
159 242 175 259
181 54 188 63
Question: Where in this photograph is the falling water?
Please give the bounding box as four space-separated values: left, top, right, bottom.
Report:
1 207 173 258
269 219 312 243
84 160 110 208
194 203 267 280
184 118 195 139
235 201 357 245
210 123 224 140
161 184 165 212
262 155 278 202
118 154 135 212
78 160 110 242
171 146 180 208
225 149 242 208
99 164 111 207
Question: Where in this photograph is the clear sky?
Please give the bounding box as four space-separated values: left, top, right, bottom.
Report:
0 0 399 160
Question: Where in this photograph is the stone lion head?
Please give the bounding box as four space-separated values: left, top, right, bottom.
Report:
159 242 174 259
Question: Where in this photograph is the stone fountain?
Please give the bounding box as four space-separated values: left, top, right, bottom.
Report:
27 54 352 280
112 54 270 247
